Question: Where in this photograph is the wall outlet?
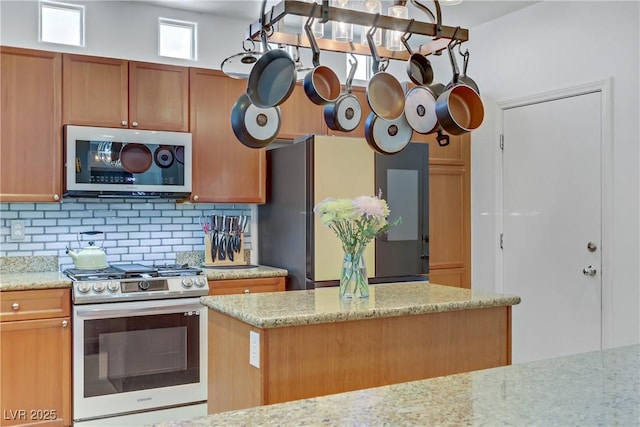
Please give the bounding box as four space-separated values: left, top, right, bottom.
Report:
10 220 25 241
249 331 260 368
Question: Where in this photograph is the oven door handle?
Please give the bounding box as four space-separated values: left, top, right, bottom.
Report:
75 303 203 319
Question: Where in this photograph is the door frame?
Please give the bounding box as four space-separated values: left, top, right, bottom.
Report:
495 78 613 349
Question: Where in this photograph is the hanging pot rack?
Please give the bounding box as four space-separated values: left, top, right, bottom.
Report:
246 0 469 61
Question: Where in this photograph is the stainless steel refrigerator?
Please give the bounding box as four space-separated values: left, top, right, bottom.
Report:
258 135 429 291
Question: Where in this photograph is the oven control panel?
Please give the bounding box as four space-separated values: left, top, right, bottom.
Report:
72 274 209 304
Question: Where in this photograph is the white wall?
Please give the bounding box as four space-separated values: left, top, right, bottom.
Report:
0 0 379 83
435 1 639 348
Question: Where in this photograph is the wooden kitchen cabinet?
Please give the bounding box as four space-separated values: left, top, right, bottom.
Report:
208 276 285 296
0 289 71 427
188 68 266 203
0 47 62 203
63 54 189 131
277 83 325 139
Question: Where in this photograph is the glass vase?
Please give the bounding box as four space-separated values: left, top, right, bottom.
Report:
339 250 369 299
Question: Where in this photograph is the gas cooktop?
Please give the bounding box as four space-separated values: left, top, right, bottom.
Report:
66 263 209 304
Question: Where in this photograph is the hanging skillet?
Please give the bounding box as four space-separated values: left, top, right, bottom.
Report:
365 15 405 121
400 20 433 86
364 112 413 155
323 53 362 133
245 1 296 108
303 4 341 105
231 93 281 149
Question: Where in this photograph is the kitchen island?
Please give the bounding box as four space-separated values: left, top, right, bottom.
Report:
153 344 640 426
200 282 521 413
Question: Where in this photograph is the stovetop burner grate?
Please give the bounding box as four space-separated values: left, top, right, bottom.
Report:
65 263 202 281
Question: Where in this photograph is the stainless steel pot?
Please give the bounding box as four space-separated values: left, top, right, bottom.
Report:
435 39 484 135
302 9 341 106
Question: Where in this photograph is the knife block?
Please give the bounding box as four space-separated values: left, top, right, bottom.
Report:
203 232 246 267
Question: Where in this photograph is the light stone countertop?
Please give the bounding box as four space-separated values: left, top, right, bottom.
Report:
199 282 521 329
151 344 640 427
0 265 287 292
200 265 287 281
0 272 72 291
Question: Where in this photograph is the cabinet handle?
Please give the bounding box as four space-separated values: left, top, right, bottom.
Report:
132 121 138 127
193 195 199 201
121 120 128 127
53 194 60 201
11 303 19 311
244 289 250 294
62 320 68 328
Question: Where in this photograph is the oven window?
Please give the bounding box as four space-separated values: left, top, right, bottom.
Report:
83 312 199 397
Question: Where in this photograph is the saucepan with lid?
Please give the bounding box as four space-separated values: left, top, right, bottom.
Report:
323 53 362 133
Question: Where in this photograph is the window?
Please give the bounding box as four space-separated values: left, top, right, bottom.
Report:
159 18 197 60
349 54 370 82
39 1 84 46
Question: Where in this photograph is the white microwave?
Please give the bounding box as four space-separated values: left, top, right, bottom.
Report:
64 125 192 199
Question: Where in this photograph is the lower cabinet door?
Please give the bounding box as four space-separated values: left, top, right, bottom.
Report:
1 317 71 427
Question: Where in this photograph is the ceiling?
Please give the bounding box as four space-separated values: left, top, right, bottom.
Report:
146 0 540 30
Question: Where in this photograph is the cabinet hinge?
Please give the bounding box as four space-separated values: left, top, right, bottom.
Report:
500 134 504 150
500 233 504 250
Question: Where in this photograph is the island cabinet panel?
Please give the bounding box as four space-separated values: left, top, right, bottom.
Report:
0 289 71 427
62 54 189 131
0 47 62 203
208 305 511 413
188 68 266 203
208 277 285 295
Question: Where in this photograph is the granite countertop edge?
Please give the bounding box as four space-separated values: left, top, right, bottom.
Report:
0 265 288 292
148 344 640 427
200 286 521 329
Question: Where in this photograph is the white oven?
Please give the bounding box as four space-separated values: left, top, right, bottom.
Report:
72 297 207 425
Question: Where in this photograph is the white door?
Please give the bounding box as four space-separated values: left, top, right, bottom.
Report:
502 91 602 364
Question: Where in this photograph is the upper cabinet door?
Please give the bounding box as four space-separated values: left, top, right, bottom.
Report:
62 54 128 128
129 61 189 132
188 68 266 203
0 47 62 202
62 55 189 131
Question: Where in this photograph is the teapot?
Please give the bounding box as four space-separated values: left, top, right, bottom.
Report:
66 231 108 270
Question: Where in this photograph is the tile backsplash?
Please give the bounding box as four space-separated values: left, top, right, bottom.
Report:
0 199 253 272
